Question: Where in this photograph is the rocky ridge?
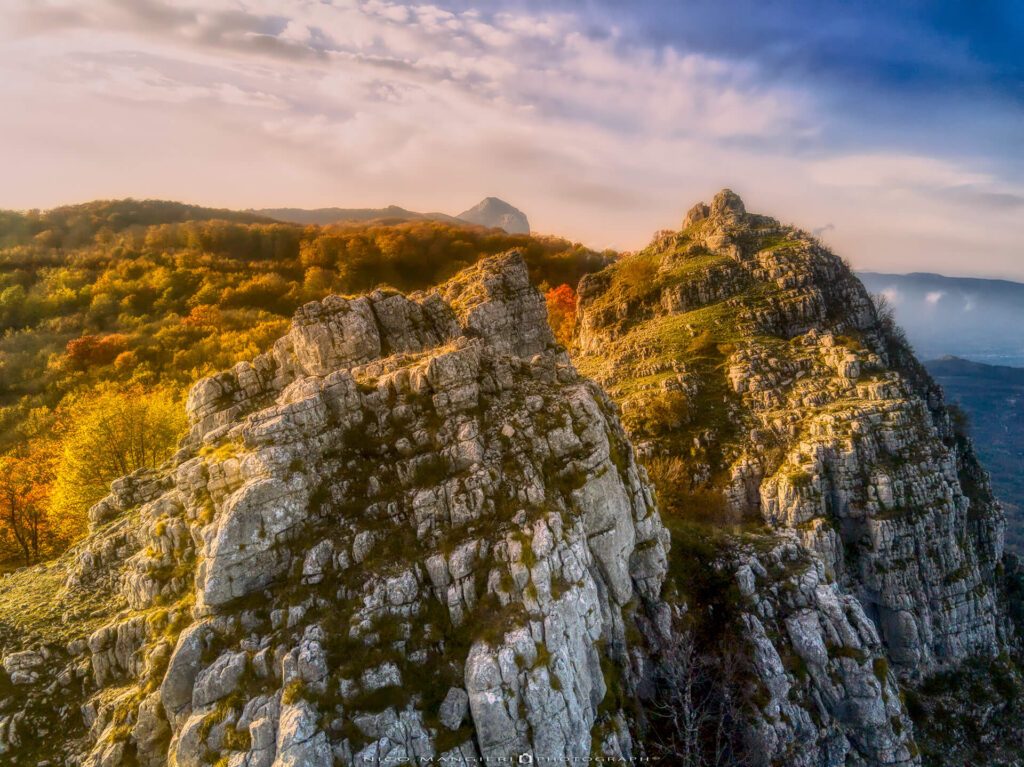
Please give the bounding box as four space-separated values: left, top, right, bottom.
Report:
575 190 1008 765
0 252 667 765
254 196 531 233
0 191 1016 767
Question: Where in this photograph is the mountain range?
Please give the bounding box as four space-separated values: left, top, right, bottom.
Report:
253 196 530 234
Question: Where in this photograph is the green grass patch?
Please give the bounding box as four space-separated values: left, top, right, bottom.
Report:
0 551 123 647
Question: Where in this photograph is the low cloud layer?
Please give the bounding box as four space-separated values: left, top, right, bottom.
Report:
1 0 1022 278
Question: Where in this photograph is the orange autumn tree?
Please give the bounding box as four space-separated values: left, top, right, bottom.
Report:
545 283 577 346
65 334 131 370
0 443 55 566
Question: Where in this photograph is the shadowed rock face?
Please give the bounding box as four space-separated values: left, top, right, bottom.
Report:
0 251 668 766
457 197 530 235
575 189 1007 766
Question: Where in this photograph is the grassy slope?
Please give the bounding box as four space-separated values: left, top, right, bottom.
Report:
575 221 843 487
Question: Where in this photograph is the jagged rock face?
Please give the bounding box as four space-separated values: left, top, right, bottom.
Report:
576 189 1003 672
754 370 1001 669
575 190 1006 764
734 535 917 767
0 252 668 766
457 197 530 235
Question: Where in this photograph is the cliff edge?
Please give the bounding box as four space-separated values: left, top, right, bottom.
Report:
575 189 1007 765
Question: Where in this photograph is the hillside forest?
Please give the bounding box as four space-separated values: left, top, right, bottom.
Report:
0 200 604 568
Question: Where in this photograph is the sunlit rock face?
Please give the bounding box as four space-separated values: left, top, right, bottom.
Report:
0 251 669 766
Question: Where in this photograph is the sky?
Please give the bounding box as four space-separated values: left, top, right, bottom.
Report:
0 0 1022 278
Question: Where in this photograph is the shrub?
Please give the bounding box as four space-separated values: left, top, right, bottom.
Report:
545 284 576 346
645 456 742 527
616 252 658 298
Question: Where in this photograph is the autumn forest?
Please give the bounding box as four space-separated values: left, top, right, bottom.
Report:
0 200 599 568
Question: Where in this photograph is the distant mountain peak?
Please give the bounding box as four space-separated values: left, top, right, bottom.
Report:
683 188 746 228
456 197 530 234
253 197 531 233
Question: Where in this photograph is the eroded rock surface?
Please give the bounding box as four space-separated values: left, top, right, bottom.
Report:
733 536 917 766
575 190 1008 765
0 252 668 766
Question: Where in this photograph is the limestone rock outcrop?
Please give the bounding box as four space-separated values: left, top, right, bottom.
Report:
575 190 1008 765
0 252 667 766
732 535 917 766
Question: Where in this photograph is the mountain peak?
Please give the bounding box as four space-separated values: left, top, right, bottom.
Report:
682 189 746 229
574 191 1006 765
710 188 745 219
456 197 530 234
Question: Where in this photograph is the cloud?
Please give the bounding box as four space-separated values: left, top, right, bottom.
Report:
0 0 1020 278
0 2 818 208
808 153 991 190
65 52 289 109
933 185 1024 210
5 3 91 36
2 0 817 136
881 287 903 305
925 290 945 305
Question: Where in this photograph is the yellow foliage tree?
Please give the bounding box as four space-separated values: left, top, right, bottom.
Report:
48 384 187 539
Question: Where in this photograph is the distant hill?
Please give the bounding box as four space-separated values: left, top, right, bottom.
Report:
859 271 1024 367
927 355 1024 383
925 356 1024 552
256 196 530 234
251 205 460 227
0 199 274 249
456 197 530 234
